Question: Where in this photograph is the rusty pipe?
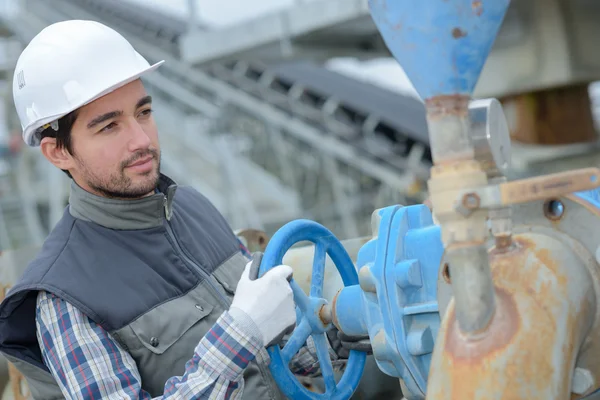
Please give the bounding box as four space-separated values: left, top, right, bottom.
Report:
446 245 496 334
426 95 475 165
427 233 597 399
426 95 496 334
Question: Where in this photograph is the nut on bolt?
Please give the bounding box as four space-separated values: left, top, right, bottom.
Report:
462 192 481 210
572 367 594 395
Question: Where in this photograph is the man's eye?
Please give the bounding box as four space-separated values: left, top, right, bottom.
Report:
100 122 117 132
139 109 153 117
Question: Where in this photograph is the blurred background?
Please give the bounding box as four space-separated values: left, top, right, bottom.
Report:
0 0 598 398
1 0 600 249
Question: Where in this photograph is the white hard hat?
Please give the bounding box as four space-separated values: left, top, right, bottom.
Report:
13 20 164 146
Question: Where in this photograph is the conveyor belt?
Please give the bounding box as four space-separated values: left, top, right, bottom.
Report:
1 0 432 239
63 0 433 175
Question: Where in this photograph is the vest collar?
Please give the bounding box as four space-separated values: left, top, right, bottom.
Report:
68 174 178 230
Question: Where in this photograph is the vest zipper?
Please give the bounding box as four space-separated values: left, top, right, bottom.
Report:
164 196 279 399
163 198 230 308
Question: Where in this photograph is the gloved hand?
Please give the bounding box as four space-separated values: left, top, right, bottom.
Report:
326 327 373 359
229 252 296 348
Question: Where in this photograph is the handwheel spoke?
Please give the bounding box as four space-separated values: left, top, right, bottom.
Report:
290 280 310 312
312 333 337 392
281 318 312 364
310 240 327 298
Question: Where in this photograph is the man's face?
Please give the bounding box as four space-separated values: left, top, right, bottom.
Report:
66 80 160 199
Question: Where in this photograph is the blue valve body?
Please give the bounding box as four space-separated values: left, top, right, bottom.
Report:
334 205 444 399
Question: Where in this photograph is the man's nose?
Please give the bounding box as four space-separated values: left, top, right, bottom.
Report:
127 120 151 150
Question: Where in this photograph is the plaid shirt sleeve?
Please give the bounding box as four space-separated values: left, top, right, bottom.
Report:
36 290 268 400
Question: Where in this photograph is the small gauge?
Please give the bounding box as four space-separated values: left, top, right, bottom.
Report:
468 98 512 178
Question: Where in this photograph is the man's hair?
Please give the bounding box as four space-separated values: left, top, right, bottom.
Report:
39 110 79 178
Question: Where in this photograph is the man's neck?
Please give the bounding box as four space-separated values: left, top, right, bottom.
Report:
68 174 177 230
72 179 155 201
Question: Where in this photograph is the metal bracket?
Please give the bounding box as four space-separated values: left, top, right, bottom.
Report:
454 167 600 216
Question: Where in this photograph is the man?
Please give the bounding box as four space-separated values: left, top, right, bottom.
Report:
0 20 369 399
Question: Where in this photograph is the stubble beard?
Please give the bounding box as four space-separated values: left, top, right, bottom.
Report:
78 149 161 199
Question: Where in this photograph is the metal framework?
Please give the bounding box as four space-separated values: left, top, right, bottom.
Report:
0 0 433 240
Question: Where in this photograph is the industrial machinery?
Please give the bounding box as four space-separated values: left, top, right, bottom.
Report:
259 0 600 399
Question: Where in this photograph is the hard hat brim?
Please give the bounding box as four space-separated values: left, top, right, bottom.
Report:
24 59 165 147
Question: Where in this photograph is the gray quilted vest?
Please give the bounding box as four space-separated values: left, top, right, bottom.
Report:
0 174 282 399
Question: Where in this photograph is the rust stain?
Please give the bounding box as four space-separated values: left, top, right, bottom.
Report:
429 234 585 398
425 94 470 119
235 229 270 252
318 304 331 325
492 234 513 252
330 289 342 329
462 192 481 210
442 263 451 284
445 287 519 362
452 27 468 39
472 1 483 16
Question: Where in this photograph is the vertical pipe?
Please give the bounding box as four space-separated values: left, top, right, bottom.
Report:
425 95 496 334
446 245 496 334
425 96 475 164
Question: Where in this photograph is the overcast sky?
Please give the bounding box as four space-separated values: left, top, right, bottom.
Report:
126 0 304 27
125 0 419 99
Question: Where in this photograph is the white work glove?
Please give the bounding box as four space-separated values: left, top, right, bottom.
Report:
229 252 296 348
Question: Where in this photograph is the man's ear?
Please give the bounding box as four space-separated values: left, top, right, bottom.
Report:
40 137 75 171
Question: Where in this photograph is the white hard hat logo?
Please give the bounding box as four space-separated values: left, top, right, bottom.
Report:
16 70 25 90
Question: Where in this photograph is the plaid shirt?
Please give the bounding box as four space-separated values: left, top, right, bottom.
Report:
36 290 344 399
35 235 345 400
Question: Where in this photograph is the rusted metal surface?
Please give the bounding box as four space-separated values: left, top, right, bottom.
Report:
425 95 473 165
451 27 467 39
318 304 332 326
442 263 451 284
472 1 483 16
445 244 496 334
330 289 342 330
429 232 596 399
234 228 269 253
438 194 600 397
462 193 480 210
493 234 513 251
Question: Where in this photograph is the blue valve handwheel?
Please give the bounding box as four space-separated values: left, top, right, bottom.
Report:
259 219 367 399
